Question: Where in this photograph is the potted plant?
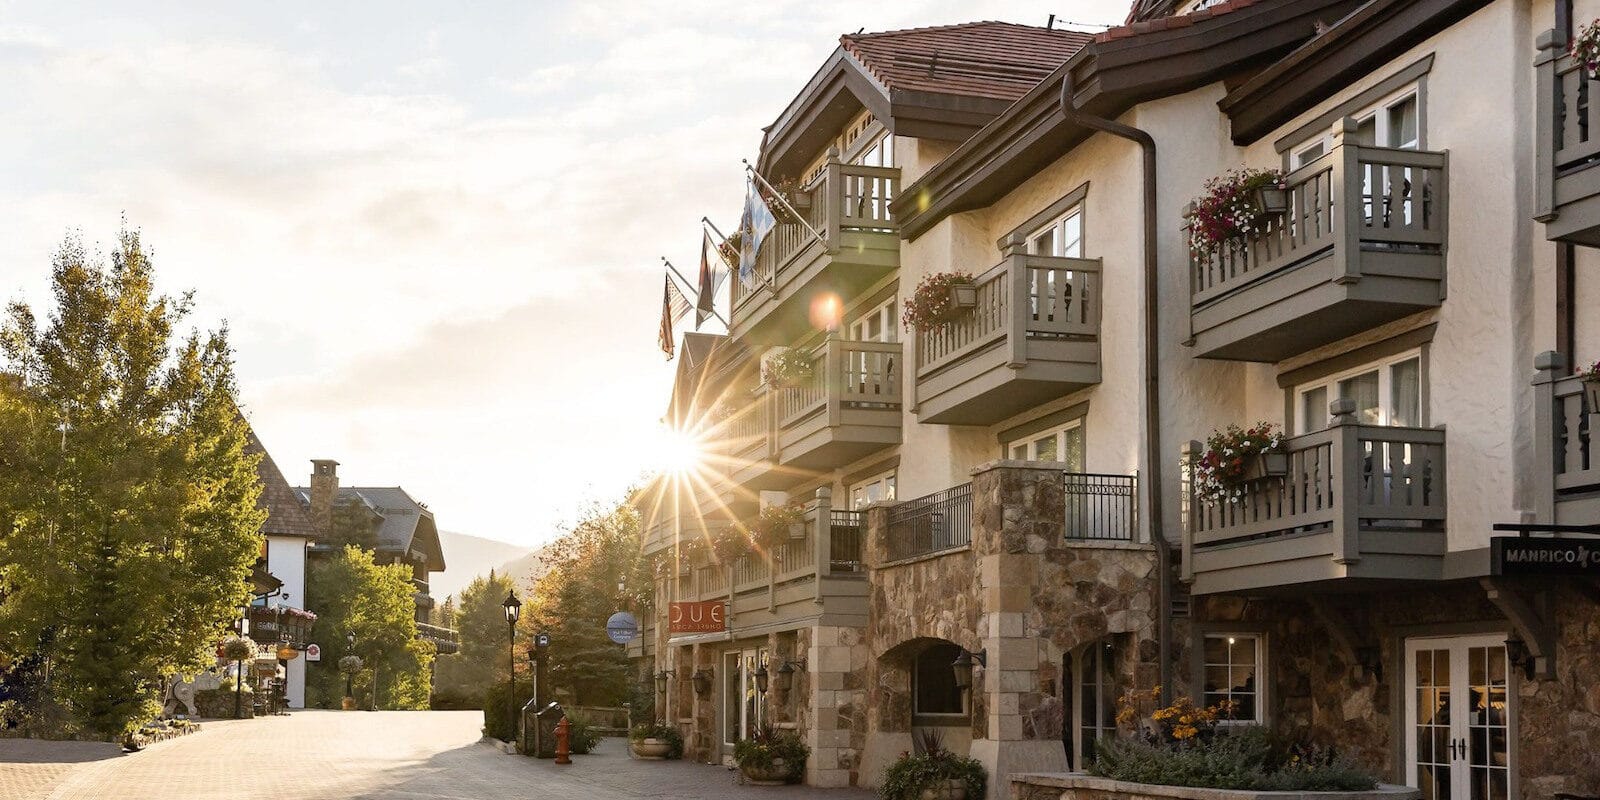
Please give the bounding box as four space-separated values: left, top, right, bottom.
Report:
719 230 744 268
1184 167 1288 257
1573 19 1600 78
880 730 987 800
1189 422 1288 505
902 272 977 333
762 347 815 389
734 724 809 785
338 655 363 710
1579 357 1600 413
752 503 807 552
712 527 753 565
629 722 683 760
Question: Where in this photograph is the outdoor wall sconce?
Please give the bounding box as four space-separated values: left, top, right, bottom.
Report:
753 662 769 694
1505 635 1536 681
691 668 714 697
774 659 806 696
654 669 676 694
951 648 986 693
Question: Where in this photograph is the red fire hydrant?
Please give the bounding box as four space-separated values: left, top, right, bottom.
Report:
554 715 571 765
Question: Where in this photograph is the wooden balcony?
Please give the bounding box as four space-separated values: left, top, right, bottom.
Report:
1533 353 1600 524
671 493 868 636
773 339 901 470
1536 32 1600 245
714 391 784 491
1182 412 1448 595
913 243 1101 425
1188 122 1448 362
729 160 900 344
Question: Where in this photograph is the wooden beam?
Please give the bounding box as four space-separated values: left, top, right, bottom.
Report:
1480 578 1556 680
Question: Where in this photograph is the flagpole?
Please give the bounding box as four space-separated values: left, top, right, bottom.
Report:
662 257 729 328
742 159 827 247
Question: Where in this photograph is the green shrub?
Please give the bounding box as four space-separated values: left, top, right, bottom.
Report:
879 731 986 800
1090 726 1376 791
733 725 809 783
566 715 602 755
629 722 683 759
481 680 535 742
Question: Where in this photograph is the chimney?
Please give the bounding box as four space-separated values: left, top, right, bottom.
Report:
309 459 340 537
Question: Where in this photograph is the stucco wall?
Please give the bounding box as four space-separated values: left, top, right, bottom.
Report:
265 535 309 708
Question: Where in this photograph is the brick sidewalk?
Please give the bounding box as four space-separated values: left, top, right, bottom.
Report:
0 710 875 799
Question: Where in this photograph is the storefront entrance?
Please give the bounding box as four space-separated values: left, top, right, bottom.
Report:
1404 635 1513 800
720 646 768 764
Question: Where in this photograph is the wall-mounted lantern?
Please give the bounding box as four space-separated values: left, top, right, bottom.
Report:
692 668 714 697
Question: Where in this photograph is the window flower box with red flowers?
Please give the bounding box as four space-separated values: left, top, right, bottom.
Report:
901 272 976 333
1579 357 1600 413
1184 168 1288 257
1189 422 1288 505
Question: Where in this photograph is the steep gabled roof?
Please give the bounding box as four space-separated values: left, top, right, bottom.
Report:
293 484 447 571
245 429 318 539
666 332 752 427
841 22 1092 103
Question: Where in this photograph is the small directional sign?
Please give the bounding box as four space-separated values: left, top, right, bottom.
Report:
535 631 551 649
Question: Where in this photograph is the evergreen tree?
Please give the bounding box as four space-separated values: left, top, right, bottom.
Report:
431 571 514 708
304 545 434 709
520 498 651 706
0 228 264 739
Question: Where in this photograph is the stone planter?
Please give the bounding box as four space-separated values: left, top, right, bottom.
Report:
342 696 357 711
1241 451 1288 481
1585 380 1600 415
631 738 673 760
948 283 977 309
740 759 790 785
1008 774 1420 800
920 778 969 800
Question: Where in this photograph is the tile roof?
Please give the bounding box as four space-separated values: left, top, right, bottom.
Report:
841 21 1093 102
246 429 318 539
1098 0 1261 42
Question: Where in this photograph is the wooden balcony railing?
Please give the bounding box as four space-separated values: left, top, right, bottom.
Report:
730 160 900 310
1535 32 1600 242
916 253 1102 375
1184 415 1446 573
776 339 902 426
674 490 865 609
1190 134 1448 307
1533 353 1600 523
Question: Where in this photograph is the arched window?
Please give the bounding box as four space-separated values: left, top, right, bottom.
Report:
913 642 965 723
1063 638 1118 769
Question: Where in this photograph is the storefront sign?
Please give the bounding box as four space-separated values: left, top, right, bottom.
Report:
304 643 321 662
605 611 639 644
668 601 725 633
1491 536 1600 575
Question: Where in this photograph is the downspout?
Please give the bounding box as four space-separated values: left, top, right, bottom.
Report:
1059 72 1175 705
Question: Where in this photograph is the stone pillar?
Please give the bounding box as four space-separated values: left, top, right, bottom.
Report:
967 462 1069 799
308 459 339 536
805 624 867 786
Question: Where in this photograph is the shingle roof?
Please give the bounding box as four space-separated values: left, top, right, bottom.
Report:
246 430 318 539
1098 0 1262 42
841 21 1093 102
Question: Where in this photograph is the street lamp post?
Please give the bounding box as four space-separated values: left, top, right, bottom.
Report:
502 590 522 742
345 631 356 701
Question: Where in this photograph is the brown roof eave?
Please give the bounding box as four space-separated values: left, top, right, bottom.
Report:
1218 0 1496 145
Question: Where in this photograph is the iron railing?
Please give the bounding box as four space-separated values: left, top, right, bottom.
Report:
829 510 864 571
886 483 973 560
1063 473 1138 541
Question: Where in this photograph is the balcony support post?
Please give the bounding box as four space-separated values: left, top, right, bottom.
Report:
1330 399 1362 565
812 488 832 605
1480 578 1557 680
824 333 843 429
1535 30 1562 223
1180 440 1200 584
1533 351 1564 524
1002 234 1029 368
1330 117 1363 286
823 149 843 251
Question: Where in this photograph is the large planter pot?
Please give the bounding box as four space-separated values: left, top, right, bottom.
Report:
631 738 673 760
341 696 357 711
740 759 790 785
1242 451 1288 481
920 778 969 800
948 283 977 309
1585 380 1600 415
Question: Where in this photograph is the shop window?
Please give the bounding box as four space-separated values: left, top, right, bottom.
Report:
1202 634 1262 723
914 642 965 721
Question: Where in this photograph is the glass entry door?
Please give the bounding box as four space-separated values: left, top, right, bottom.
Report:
1405 636 1513 800
720 647 769 763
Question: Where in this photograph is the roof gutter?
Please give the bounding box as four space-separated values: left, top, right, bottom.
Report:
1058 71 1174 706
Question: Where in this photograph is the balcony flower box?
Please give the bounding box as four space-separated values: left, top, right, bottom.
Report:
762 347 814 390
903 272 977 333
1189 422 1287 505
1241 451 1288 481
1184 167 1287 256
1573 19 1600 79
949 283 977 309
1580 359 1600 413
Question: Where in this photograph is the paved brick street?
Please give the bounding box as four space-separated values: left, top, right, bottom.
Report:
0 710 876 800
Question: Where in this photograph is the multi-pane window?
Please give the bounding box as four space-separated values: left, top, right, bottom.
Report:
1295 352 1422 433
1070 639 1117 769
853 132 894 168
850 470 896 511
1202 634 1261 723
848 298 897 343
1008 421 1085 472
1028 205 1084 258
914 642 965 717
1290 88 1420 169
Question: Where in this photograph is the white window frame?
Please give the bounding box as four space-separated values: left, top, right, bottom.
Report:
847 297 897 344
1006 419 1085 471
1290 85 1420 168
1293 349 1422 433
851 130 894 168
1026 204 1084 258
1069 638 1118 770
1201 633 1265 725
850 470 896 511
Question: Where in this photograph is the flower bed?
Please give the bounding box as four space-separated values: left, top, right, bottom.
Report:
1184 168 1286 256
123 717 203 751
880 730 986 799
1189 423 1286 505
734 725 808 785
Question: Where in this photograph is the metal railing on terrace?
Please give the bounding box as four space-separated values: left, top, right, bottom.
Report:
829 510 864 571
1063 473 1138 541
886 483 973 561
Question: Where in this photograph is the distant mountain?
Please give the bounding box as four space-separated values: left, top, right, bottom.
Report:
433 531 534 600
492 545 556 591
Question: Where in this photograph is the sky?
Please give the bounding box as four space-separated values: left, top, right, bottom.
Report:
0 0 1129 549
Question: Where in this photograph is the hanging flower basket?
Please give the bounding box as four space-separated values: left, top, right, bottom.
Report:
751 503 807 552
1189 422 1288 505
1579 358 1600 414
1184 168 1288 256
712 527 754 564
902 272 977 333
762 347 815 389
1573 19 1600 79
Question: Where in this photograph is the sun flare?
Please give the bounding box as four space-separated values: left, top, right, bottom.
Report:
651 426 704 476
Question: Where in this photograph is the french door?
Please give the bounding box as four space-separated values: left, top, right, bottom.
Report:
720 647 768 762
1405 636 1513 800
